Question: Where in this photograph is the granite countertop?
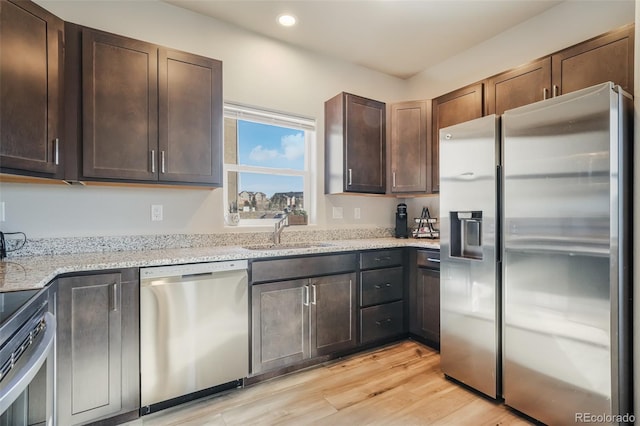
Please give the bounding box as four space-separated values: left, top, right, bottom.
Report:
0 238 440 292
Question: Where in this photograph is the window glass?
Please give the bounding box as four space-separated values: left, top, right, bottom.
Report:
223 104 314 226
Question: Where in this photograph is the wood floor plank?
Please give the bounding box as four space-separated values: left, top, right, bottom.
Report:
127 341 534 426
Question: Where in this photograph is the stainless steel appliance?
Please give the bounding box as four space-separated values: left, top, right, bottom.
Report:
439 114 500 399
0 287 55 426
140 260 249 414
440 82 632 424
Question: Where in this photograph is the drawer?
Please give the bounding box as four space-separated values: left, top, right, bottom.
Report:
417 249 440 270
360 301 404 344
360 267 403 307
360 249 403 270
251 253 357 283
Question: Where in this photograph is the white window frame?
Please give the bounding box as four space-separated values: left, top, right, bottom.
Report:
223 102 316 227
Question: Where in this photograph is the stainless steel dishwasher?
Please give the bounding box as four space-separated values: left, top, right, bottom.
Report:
140 260 248 414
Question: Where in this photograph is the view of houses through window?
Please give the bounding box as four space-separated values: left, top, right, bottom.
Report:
224 103 314 225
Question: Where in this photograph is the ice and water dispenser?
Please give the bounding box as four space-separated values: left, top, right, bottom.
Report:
450 211 483 260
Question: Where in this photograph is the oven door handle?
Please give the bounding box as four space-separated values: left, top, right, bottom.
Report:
0 312 55 415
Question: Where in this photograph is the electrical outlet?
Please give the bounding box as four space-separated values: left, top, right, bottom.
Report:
151 204 163 221
354 207 361 219
332 207 343 219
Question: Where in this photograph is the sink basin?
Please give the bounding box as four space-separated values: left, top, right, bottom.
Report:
242 242 334 251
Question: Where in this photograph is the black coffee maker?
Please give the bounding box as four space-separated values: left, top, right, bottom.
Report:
395 203 408 238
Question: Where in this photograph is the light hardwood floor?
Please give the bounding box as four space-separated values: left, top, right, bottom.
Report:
128 340 533 425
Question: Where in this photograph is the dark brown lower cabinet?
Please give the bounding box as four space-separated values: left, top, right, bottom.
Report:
358 249 406 345
360 300 404 344
56 269 139 425
410 249 440 348
251 272 357 375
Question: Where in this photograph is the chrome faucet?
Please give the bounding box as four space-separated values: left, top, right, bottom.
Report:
273 214 289 244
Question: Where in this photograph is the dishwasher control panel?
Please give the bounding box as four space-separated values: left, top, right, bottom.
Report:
140 260 248 280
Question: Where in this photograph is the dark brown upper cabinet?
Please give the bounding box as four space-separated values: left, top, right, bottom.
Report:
486 57 552 116
431 83 484 193
325 93 386 194
0 0 64 177
389 100 430 194
486 25 633 116
65 24 223 186
80 27 159 181
552 24 634 97
158 49 222 185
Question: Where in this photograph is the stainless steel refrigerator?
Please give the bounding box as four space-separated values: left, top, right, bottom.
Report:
439 82 632 425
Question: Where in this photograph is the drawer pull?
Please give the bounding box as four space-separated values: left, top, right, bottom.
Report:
375 318 393 327
374 256 392 262
374 283 392 289
426 258 440 263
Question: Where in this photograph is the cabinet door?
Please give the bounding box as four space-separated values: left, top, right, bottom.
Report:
82 28 158 181
390 101 429 193
360 301 404 344
311 272 357 357
360 267 403 307
158 48 223 185
345 94 386 193
57 273 125 425
251 279 309 374
0 0 63 176
552 24 634 96
486 57 551 115
431 83 483 193
416 268 440 346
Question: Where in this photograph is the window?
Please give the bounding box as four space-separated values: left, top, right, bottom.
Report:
223 103 315 226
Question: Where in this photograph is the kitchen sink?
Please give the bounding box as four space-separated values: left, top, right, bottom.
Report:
242 242 335 251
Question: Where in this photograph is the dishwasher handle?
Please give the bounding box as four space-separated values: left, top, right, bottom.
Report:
141 260 248 280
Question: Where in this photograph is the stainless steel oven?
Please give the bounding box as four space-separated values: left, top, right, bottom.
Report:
0 287 55 426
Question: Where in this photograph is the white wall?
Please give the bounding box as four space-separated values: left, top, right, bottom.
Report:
0 0 635 238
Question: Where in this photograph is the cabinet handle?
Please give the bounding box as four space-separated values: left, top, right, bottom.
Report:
303 285 309 306
542 88 548 100
374 283 392 289
110 283 118 312
150 150 156 173
348 168 353 186
311 284 317 305
374 256 392 262
392 172 396 188
53 138 60 165
161 151 166 174
375 318 393 327
553 85 559 97
427 258 441 263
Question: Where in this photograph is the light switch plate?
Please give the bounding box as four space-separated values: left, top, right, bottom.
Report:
332 207 343 219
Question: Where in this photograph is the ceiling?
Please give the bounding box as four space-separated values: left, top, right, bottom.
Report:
165 0 563 79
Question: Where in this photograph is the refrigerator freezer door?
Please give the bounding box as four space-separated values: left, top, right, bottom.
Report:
502 82 629 425
439 114 500 398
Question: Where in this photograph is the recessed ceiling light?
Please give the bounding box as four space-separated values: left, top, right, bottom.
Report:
278 14 297 27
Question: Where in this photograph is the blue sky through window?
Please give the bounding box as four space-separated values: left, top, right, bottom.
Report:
237 120 305 170
236 120 305 198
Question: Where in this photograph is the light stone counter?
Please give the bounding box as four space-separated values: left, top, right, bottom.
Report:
0 238 440 292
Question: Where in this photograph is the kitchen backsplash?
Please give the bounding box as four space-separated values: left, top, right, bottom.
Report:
4 227 396 257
